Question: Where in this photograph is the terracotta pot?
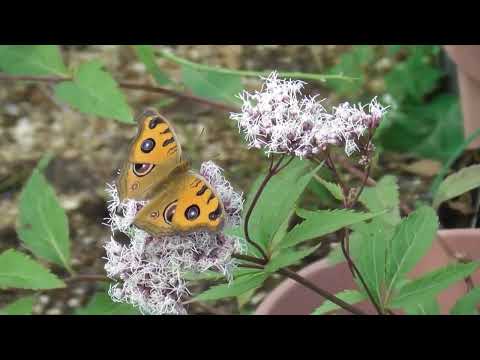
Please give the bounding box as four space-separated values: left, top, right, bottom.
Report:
255 229 480 315
443 45 480 149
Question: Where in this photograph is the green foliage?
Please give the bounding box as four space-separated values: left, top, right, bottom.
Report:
265 246 319 273
0 45 68 76
430 127 480 195
279 209 382 250
17 157 71 271
54 60 133 123
0 296 35 315
389 262 480 309
313 174 344 201
404 297 440 315
377 95 464 162
243 159 320 254
312 290 366 315
384 48 442 102
181 65 242 104
194 271 268 301
326 45 374 96
433 164 480 208
133 45 171 85
326 45 464 162
76 292 141 315
384 206 439 302
0 249 65 290
353 219 392 306
358 175 400 226
450 287 480 315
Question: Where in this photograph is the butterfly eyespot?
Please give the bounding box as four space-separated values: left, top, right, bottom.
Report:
141 138 156 153
150 211 160 219
133 163 155 177
185 205 200 221
209 205 222 221
163 201 177 225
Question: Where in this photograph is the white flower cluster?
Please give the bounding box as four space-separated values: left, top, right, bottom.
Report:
103 162 244 315
230 71 387 157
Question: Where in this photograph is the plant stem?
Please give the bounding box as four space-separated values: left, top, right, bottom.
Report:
232 253 266 265
324 150 384 314
243 155 287 261
158 49 359 83
0 73 239 113
340 236 384 315
65 274 110 284
278 268 367 315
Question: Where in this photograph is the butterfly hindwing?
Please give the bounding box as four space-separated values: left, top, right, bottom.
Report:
117 108 184 201
133 171 225 236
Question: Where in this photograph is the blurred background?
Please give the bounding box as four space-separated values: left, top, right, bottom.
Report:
0 45 473 314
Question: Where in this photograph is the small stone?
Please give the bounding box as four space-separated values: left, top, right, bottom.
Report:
45 308 62 315
67 298 81 308
4 104 19 116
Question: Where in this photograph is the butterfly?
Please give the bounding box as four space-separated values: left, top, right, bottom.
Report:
117 108 225 237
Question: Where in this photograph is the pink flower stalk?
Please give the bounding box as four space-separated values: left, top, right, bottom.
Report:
103 161 244 315
230 71 388 158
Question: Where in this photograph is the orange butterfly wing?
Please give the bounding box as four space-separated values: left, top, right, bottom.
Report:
133 171 225 236
117 108 185 202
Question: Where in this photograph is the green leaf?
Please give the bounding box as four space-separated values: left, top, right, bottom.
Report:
312 290 366 315
0 249 65 290
314 174 344 201
451 286 480 315
353 219 393 305
0 296 34 315
403 297 440 315
133 45 170 85
183 270 226 281
181 65 242 104
377 96 463 162
266 246 319 273
384 206 438 300
54 60 133 123
76 292 141 315
433 165 480 209
245 158 320 253
326 45 374 96
17 160 71 271
359 175 400 226
390 262 480 308
237 288 257 309
0 45 68 76
280 209 382 249
430 127 480 195
195 272 268 301
385 47 442 102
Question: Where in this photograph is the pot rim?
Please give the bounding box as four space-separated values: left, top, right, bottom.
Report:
255 228 480 315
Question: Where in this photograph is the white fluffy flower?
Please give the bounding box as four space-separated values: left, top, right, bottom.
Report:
103 161 244 315
230 71 388 158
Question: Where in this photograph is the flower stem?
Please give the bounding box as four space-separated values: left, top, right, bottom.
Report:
65 274 110 284
278 268 368 315
157 49 359 83
243 155 288 261
232 254 367 315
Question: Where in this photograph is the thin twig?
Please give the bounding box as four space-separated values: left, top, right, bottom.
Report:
243 155 287 261
65 274 110 284
0 73 239 113
278 268 368 315
232 253 266 265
